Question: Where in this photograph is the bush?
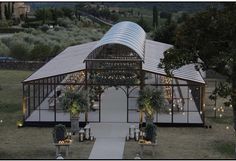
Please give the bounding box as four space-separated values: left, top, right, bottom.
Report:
8 40 32 60
39 24 50 32
31 43 52 61
0 20 9 27
57 17 73 28
0 40 10 56
145 123 157 143
0 28 24 33
52 124 67 143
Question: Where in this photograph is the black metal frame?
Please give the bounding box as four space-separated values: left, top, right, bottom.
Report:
22 44 205 127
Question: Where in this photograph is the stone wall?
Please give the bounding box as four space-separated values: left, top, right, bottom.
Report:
0 61 45 71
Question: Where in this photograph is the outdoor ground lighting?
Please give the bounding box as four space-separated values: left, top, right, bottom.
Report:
67 132 72 139
90 135 95 141
135 128 140 141
129 124 135 139
79 129 85 142
84 124 91 140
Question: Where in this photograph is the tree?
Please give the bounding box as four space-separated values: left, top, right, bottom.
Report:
59 89 90 133
61 7 73 19
137 86 164 124
35 8 52 24
136 15 151 32
152 6 159 30
9 40 31 60
152 22 177 44
31 43 52 61
159 4 236 130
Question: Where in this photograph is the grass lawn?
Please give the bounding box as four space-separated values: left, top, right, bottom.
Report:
0 70 235 159
0 70 94 159
123 79 236 159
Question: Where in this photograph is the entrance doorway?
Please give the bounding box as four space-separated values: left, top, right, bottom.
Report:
101 87 127 122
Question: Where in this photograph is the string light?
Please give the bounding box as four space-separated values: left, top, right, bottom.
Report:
213 107 216 111
0 120 2 123
219 114 223 118
230 104 232 108
190 98 193 101
182 112 185 115
168 108 171 112
200 111 203 115
169 112 172 115
226 126 229 130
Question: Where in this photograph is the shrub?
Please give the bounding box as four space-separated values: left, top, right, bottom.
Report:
0 20 9 27
0 40 10 56
57 17 73 28
31 43 52 61
39 24 50 32
52 124 67 143
145 123 157 143
8 40 32 60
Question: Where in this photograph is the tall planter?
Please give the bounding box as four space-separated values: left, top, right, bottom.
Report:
71 116 80 134
145 116 154 125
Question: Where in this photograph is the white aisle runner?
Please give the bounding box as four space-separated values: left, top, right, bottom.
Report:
88 137 125 159
88 123 137 159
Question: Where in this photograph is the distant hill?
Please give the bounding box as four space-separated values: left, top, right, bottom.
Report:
28 2 223 12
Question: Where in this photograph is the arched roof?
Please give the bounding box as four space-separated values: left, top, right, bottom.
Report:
86 21 146 60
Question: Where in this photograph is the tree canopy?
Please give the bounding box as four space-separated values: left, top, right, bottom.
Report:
159 3 236 130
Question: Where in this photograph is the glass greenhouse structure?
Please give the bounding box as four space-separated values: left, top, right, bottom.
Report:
22 21 206 127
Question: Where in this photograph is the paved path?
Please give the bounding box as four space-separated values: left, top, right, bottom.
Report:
88 123 138 159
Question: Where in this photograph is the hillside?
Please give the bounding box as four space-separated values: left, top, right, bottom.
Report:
28 2 222 13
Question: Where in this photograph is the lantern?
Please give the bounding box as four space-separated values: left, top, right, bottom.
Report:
84 124 91 140
135 128 140 141
129 124 135 139
79 129 85 142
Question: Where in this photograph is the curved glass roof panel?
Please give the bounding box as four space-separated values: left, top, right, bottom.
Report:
86 21 146 60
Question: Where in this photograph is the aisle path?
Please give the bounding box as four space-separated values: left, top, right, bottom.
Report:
88 123 138 159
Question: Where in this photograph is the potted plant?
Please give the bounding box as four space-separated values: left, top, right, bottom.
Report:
145 123 157 143
137 86 164 125
59 89 89 134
